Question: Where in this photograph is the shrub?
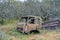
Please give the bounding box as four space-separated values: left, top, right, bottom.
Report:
0 30 7 40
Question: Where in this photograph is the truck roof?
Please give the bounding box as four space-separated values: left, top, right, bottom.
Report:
21 15 40 18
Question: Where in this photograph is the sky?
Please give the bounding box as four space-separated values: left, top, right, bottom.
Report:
19 0 26 1
0 0 43 3
16 0 43 2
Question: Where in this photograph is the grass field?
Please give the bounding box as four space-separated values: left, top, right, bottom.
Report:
0 22 60 40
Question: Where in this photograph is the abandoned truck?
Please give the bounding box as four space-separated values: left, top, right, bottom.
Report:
17 15 60 34
17 15 42 34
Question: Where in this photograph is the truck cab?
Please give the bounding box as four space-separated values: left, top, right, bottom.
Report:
17 15 42 34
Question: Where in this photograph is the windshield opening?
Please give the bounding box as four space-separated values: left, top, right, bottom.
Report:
28 18 35 24
20 17 28 22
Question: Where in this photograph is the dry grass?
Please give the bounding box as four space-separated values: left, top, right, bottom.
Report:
28 31 60 40
0 22 60 40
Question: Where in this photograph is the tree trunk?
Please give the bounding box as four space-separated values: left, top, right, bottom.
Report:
2 16 4 25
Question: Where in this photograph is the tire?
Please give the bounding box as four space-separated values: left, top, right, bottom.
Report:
36 27 40 33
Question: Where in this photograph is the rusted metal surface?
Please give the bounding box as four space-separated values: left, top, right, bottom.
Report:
43 20 60 27
17 15 60 33
17 15 42 34
42 19 60 30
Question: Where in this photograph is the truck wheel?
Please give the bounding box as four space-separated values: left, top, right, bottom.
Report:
36 27 40 33
23 31 29 35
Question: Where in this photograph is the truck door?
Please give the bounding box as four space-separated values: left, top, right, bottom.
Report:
25 18 37 31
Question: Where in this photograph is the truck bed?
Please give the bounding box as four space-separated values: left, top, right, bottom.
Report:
42 20 60 30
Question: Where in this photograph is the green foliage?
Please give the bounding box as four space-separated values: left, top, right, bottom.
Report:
9 28 20 35
40 30 49 34
0 21 2 25
0 0 60 24
7 27 29 40
3 19 18 25
4 20 13 24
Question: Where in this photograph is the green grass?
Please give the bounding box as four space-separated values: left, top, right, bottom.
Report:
6 29 29 40
0 19 19 25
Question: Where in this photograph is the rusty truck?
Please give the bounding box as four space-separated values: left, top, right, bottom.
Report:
17 15 42 34
17 15 60 34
